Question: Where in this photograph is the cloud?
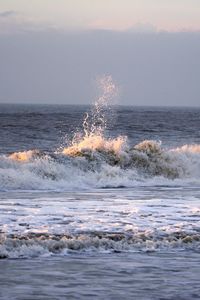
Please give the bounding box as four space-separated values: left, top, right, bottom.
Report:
0 10 17 18
0 10 27 34
87 18 158 33
0 11 53 35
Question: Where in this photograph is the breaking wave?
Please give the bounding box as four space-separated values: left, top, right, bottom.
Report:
1 138 200 191
0 75 200 191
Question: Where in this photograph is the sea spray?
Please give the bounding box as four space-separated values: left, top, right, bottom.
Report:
65 75 119 150
83 75 118 137
62 75 125 156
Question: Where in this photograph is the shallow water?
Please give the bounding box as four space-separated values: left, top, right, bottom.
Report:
1 252 200 300
0 187 200 256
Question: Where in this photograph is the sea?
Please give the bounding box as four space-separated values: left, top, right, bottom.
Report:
0 92 200 298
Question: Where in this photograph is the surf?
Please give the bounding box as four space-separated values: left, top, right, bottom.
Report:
0 76 200 191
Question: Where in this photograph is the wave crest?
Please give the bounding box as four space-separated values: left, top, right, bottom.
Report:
0 139 199 191
173 144 200 154
9 150 41 162
63 134 126 157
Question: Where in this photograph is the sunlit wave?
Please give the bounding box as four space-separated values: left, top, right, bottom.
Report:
9 150 40 162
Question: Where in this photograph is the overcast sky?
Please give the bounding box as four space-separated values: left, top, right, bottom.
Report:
0 0 200 106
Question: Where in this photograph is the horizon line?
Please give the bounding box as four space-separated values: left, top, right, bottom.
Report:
0 102 199 109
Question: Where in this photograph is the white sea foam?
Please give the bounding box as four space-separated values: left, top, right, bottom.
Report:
173 144 200 154
0 139 200 191
1 230 200 258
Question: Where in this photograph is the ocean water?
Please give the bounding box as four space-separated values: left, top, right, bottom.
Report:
0 99 200 298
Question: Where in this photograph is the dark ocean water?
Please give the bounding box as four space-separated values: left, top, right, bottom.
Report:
0 104 199 154
0 104 200 300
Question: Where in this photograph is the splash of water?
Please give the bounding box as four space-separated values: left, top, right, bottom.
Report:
63 75 121 156
84 75 118 137
62 135 126 157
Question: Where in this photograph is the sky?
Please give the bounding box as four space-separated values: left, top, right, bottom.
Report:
1 0 200 32
0 0 200 106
